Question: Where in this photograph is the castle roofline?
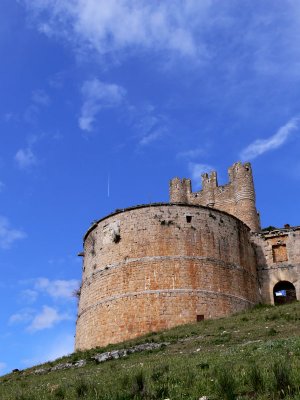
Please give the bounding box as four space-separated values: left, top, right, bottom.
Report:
83 202 251 242
258 225 300 238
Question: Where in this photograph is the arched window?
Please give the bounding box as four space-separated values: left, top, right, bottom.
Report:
273 281 297 305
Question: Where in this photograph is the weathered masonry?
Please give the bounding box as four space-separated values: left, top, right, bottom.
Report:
75 162 300 350
253 226 300 305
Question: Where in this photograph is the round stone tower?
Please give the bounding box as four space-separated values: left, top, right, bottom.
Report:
228 162 260 232
75 203 259 350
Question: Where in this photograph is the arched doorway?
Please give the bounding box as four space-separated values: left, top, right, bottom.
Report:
273 281 297 305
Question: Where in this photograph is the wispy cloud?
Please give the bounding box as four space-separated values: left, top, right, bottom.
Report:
9 306 73 332
132 105 169 147
24 89 51 124
15 147 37 169
79 78 126 131
22 1 209 61
0 181 5 192
10 279 77 331
9 308 35 325
17 277 79 304
0 216 27 249
177 148 205 159
188 162 214 189
138 128 165 147
34 278 79 300
27 306 73 332
240 117 300 161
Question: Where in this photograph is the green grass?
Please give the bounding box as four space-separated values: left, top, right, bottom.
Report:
1 302 300 399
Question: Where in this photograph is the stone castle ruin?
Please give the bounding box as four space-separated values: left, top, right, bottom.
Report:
75 162 300 350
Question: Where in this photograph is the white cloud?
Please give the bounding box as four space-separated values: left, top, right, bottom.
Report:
0 216 27 249
22 0 210 61
188 162 215 189
240 117 300 161
27 306 73 332
34 278 79 299
79 78 126 131
15 147 37 169
9 308 35 325
0 181 4 192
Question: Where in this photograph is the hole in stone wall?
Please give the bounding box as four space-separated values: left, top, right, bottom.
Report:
273 281 297 305
113 234 121 243
197 315 204 322
186 215 192 223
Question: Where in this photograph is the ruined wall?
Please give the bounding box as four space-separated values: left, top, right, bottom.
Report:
75 203 259 350
252 227 300 304
170 162 260 232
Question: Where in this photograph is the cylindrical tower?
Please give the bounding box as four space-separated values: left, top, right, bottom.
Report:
229 162 260 232
75 203 259 350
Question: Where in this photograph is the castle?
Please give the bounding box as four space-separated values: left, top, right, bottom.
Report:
75 162 300 350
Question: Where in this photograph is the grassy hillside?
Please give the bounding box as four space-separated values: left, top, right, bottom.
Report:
1 302 300 400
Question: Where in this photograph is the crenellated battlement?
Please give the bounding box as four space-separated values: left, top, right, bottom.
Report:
170 162 260 231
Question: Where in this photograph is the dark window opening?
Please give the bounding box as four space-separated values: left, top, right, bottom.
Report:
272 244 288 262
113 234 121 243
273 281 297 305
186 215 192 223
197 314 204 322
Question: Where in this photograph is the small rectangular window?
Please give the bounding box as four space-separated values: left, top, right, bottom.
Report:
197 314 204 322
272 244 288 263
186 215 192 223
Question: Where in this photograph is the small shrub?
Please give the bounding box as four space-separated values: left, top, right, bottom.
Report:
151 364 169 382
131 370 147 397
54 386 66 399
121 373 130 388
197 362 209 370
76 379 89 397
265 313 280 321
215 368 236 400
249 364 264 393
268 328 278 336
272 360 293 398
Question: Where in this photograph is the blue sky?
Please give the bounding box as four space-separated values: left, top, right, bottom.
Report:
1 0 300 375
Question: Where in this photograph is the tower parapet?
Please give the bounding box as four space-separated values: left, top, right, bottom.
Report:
169 177 191 203
170 162 260 232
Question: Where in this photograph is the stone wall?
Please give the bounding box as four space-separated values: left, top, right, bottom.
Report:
252 227 300 304
169 162 260 232
75 203 259 350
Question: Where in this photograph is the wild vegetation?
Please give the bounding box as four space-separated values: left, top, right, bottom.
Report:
1 302 300 399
